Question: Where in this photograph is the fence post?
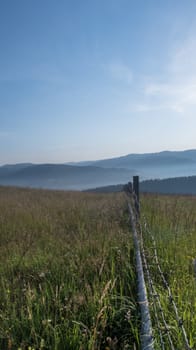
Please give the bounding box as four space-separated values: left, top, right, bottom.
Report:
133 176 140 217
128 181 132 193
128 202 154 350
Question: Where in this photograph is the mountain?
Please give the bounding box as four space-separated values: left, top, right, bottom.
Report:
1 150 196 191
0 163 34 176
0 163 134 190
69 150 196 179
86 176 196 195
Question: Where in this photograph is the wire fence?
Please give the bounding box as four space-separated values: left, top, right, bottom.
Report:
128 202 154 350
140 215 192 350
126 179 193 350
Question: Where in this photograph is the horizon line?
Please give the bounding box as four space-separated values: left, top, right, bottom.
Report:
1 148 196 167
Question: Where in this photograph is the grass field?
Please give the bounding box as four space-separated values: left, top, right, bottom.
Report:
141 194 196 349
0 186 195 349
0 187 139 350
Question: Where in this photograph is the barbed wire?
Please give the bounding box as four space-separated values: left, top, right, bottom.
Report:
126 188 192 350
141 215 192 350
139 222 175 350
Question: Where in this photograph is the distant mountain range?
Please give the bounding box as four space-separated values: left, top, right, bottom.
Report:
0 149 196 191
0 163 134 190
69 149 196 179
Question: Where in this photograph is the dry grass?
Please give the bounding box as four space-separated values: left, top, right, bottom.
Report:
0 186 138 350
1 186 195 349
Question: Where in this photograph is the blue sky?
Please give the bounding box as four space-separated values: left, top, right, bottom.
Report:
1 0 196 164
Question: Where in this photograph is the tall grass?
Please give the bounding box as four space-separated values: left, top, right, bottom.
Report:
1 186 195 349
0 187 139 350
141 194 196 349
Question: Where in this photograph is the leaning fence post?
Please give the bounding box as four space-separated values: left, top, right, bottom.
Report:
133 175 140 217
128 202 154 349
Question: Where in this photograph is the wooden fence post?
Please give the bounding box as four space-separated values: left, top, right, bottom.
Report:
133 176 140 217
128 202 154 349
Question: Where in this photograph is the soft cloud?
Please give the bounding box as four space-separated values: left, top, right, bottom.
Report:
145 82 196 112
169 36 196 75
142 33 196 114
107 62 133 84
132 104 165 113
106 34 196 116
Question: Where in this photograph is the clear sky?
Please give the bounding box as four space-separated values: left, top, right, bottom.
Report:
1 0 196 164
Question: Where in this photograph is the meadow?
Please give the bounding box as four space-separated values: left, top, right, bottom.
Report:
0 187 138 350
0 186 195 349
141 194 196 349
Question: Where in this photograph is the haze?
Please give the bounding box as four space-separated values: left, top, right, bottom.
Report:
1 0 196 165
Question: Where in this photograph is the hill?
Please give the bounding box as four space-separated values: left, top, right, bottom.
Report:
86 176 196 195
141 176 196 194
70 149 196 179
0 163 134 190
1 150 196 190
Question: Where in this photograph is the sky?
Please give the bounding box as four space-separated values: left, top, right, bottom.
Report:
1 0 196 164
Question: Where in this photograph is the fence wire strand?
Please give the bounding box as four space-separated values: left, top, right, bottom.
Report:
139 222 175 350
126 189 192 350
141 215 192 350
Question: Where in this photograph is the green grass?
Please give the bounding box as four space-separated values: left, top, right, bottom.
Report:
141 194 196 349
0 187 196 349
0 187 139 350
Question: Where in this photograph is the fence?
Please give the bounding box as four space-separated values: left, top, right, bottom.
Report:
126 176 192 350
